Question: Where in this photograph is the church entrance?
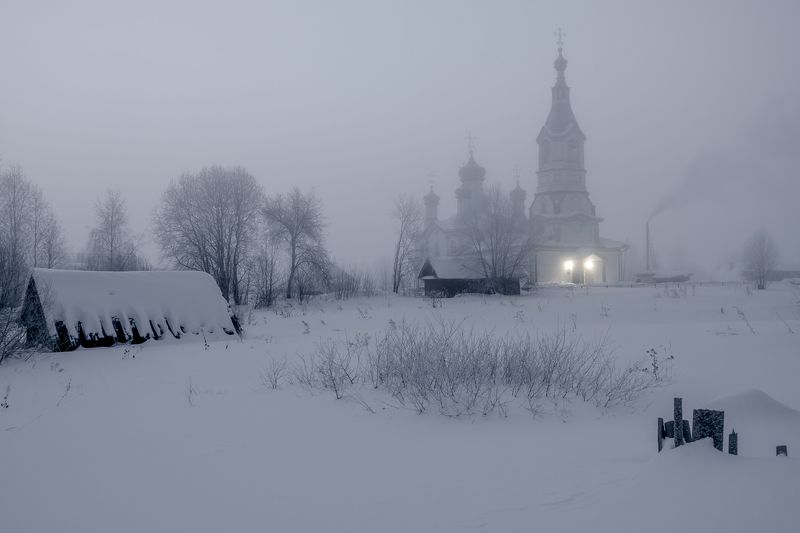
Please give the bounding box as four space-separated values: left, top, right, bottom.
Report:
582 254 603 284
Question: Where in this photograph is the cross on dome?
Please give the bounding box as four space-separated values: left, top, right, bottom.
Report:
555 27 566 52
465 131 477 156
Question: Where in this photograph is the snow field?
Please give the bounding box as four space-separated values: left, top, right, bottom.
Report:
1 283 799 532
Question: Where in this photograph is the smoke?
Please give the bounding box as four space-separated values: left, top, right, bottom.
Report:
648 97 800 223
648 151 746 221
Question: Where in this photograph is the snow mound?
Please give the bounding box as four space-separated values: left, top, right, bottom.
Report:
707 388 800 419
706 389 800 457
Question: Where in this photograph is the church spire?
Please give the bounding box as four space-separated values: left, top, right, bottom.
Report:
535 30 587 194
552 28 570 104
539 29 583 140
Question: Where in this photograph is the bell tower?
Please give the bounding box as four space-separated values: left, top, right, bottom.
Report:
530 32 601 246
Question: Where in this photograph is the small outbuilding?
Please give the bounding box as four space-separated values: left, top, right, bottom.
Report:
20 269 239 351
417 256 520 297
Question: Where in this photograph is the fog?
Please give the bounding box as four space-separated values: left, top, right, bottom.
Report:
2 0 799 272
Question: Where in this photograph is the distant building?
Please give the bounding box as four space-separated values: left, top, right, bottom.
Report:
419 41 627 292
418 256 520 297
529 43 627 283
419 145 490 261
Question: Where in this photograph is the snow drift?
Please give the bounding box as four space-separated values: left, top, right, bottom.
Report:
707 389 800 457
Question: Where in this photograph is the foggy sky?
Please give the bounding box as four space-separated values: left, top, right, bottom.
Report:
2 0 799 273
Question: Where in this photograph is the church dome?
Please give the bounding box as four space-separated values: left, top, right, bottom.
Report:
424 186 440 205
554 49 567 73
511 181 526 199
458 153 486 182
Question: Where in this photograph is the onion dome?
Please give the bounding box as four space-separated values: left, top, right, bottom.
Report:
424 185 440 205
554 47 567 74
458 152 486 182
511 180 526 200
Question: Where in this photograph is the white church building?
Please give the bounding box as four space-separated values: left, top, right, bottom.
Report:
420 42 627 287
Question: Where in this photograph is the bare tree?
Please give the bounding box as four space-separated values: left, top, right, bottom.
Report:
0 237 28 363
391 194 423 293
263 187 329 299
329 263 377 300
30 187 67 269
742 230 779 290
250 234 284 308
153 166 263 304
0 166 33 304
0 165 58 362
41 211 67 269
0 298 25 364
463 185 531 293
30 187 47 268
85 189 147 271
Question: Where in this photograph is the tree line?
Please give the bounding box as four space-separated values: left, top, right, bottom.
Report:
0 163 395 317
0 160 784 317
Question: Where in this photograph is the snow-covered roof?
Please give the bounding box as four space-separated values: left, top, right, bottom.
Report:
27 269 237 343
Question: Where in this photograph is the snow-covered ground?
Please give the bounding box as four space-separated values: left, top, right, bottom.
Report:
2 283 799 532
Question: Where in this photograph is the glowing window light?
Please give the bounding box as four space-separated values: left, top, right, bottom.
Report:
584 259 594 271
564 260 574 272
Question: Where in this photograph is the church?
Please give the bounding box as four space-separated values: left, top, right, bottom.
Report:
419 41 627 292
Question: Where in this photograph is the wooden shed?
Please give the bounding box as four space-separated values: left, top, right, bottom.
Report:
417 257 520 297
20 269 239 351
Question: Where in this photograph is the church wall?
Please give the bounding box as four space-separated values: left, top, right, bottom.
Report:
532 249 623 284
532 251 571 284
598 251 621 283
423 228 446 258
424 226 467 258
561 221 596 245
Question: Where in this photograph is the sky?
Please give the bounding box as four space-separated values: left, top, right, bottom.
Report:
1 0 799 274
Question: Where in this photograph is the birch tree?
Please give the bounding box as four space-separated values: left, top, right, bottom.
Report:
391 194 422 293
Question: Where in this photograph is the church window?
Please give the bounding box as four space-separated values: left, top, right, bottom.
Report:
567 140 578 165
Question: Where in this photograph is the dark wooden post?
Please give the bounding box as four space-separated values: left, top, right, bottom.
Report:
682 419 693 443
674 398 684 447
658 417 665 452
728 430 738 455
692 409 725 451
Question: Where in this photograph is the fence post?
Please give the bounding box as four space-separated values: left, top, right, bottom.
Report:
728 430 738 455
674 398 684 447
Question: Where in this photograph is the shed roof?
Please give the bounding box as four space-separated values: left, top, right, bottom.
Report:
26 269 236 343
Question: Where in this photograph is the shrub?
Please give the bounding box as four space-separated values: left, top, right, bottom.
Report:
299 319 660 416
